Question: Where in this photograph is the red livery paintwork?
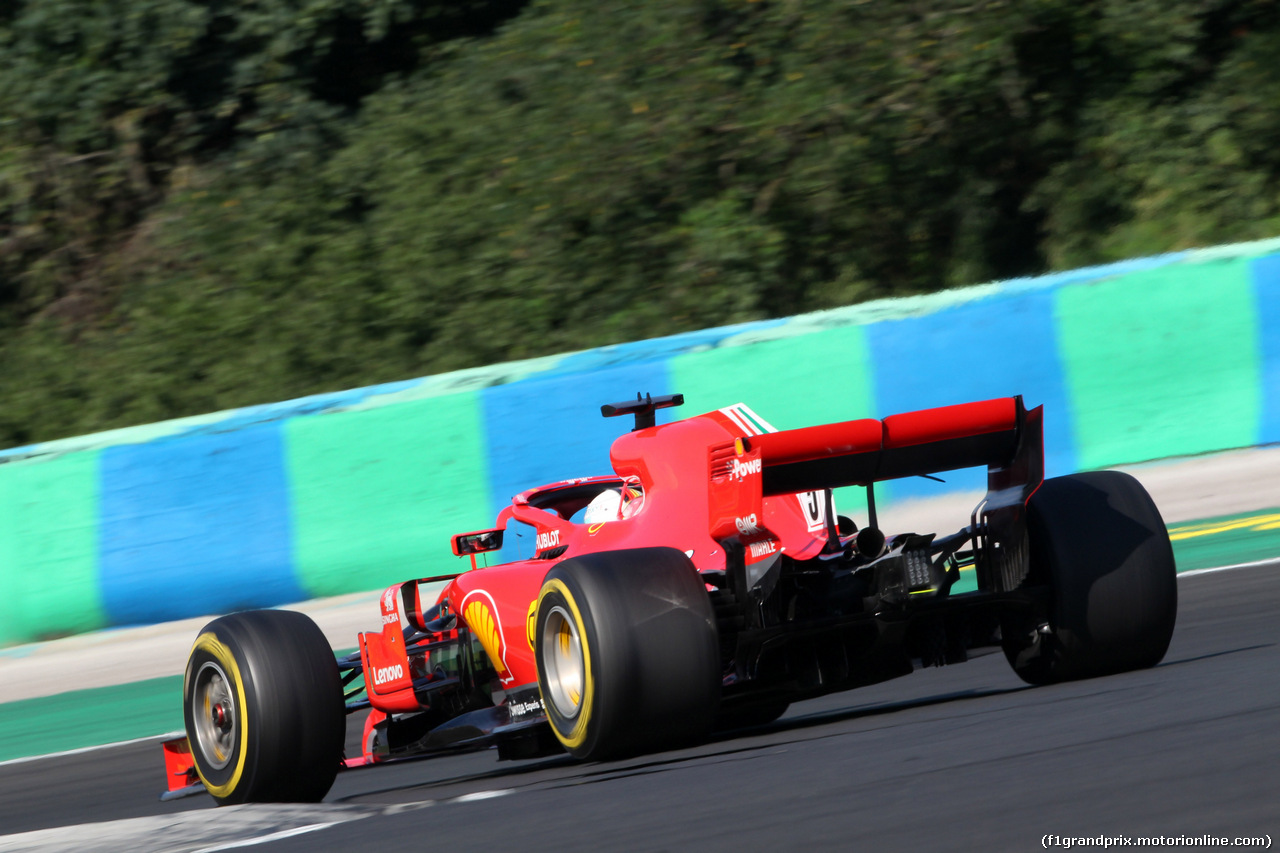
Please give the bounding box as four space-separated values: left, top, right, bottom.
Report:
347 396 1042 751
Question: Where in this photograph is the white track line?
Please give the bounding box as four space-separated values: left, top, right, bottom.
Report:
190 821 348 853
0 807 371 853
0 731 184 768
1177 557 1280 578
452 789 513 803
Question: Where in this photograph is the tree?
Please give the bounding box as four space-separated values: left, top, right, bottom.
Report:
2 0 1279 447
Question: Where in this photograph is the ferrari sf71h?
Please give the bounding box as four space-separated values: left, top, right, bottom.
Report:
163 394 1176 803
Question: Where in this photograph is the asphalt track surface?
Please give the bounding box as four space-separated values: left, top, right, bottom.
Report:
2 562 1277 852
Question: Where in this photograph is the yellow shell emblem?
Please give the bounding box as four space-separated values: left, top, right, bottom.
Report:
464 597 509 678
526 600 538 651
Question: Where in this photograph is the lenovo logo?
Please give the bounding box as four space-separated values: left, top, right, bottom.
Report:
372 664 404 686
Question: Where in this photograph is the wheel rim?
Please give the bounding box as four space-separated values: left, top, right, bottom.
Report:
192 660 237 770
541 605 584 719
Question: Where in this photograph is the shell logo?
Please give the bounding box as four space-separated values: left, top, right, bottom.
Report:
462 591 511 682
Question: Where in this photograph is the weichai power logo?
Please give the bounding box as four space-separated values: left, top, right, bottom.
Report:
461 591 511 682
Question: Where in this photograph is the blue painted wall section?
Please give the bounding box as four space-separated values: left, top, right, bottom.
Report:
867 288 1075 500
1253 254 1280 446
98 424 303 625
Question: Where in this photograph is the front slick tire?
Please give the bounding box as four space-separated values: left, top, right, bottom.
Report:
1005 471 1177 685
184 609 345 805
534 547 720 761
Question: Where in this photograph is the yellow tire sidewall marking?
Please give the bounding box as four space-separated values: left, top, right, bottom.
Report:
188 632 250 799
536 578 594 750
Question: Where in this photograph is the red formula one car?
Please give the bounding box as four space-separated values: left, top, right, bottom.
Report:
163 394 1177 804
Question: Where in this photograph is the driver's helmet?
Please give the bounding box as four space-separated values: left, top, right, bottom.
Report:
583 489 623 523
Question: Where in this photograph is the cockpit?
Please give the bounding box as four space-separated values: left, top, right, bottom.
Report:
520 476 644 523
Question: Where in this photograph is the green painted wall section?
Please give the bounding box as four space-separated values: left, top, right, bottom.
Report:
1056 258 1262 469
670 325 878 516
0 676 182 762
0 451 105 647
286 392 491 598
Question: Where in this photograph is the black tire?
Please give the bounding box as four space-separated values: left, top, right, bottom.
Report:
1004 471 1177 684
183 609 346 804
533 547 720 760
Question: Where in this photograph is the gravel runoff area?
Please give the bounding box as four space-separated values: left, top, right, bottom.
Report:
2 444 1278 704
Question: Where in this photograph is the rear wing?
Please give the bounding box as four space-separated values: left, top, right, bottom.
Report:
742 395 1043 593
744 396 1038 496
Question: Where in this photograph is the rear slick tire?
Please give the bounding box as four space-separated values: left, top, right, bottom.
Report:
1004 471 1177 685
184 609 345 804
533 547 720 760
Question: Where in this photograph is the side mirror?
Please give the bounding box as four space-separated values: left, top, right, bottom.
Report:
451 528 504 556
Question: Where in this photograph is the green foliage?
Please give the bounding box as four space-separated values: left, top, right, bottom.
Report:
1 0 1279 447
